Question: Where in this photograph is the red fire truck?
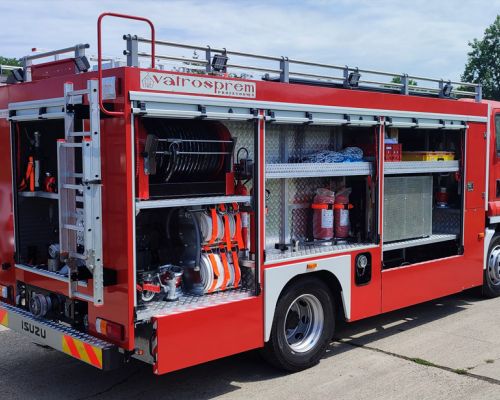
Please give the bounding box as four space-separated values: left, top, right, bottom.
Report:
0 13 499 374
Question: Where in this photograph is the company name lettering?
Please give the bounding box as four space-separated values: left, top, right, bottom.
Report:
140 72 256 98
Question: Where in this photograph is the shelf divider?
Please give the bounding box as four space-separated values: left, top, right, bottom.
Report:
266 161 373 179
382 234 457 251
384 160 459 175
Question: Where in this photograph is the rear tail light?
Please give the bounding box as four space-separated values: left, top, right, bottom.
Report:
0 285 10 300
95 318 124 341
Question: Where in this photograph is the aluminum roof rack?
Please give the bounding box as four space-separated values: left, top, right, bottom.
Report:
13 44 90 82
124 35 482 102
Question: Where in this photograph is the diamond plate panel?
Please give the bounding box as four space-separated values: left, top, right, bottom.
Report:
433 208 461 234
223 120 255 195
223 120 254 158
136 287 252 321
288 177 327 241
265 176 334 249
265 179 282 248
264 123 341 250
265 124 337 163
266 242 375 262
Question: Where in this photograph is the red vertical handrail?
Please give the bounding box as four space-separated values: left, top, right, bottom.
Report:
97 12 155 116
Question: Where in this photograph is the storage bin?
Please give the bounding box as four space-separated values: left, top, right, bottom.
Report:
402 151 455 161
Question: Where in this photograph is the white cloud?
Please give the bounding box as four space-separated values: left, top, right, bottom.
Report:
0 0 499 81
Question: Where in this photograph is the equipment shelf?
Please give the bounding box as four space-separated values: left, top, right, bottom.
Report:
18 191 84 202
265 162 373 179
136 287 253 321
382 234 457 251
135 195 252 210
18 191 59 200
384 161 459 175
266 242 377 262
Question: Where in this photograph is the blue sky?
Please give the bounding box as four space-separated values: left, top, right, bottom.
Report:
1 0 499 82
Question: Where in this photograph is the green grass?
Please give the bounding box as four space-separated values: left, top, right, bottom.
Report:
454 369 468 375
410 357 437 367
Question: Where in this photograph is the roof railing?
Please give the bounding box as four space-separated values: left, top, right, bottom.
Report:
18 44 90 82
0 65 20 74
125 35 482 102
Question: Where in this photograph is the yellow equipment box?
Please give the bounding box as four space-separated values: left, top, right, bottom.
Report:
402 151 455 161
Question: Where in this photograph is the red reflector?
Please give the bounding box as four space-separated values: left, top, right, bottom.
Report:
95 318 124 341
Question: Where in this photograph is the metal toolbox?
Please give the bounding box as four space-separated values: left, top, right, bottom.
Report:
383 176 433 243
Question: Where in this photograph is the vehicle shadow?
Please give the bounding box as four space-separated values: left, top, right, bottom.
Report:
0 291 482 400
329 290 479 357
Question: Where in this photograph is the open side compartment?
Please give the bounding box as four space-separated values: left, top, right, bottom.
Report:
264 123 379 262
382 127 465 268
133 117 263 369
134 119 260 319
11 119 92 329
13 120 63 267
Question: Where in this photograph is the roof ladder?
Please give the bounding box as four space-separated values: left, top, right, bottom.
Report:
58 80 104 306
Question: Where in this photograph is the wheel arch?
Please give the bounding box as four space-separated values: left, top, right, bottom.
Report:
264 254 351 342
485 227 496 269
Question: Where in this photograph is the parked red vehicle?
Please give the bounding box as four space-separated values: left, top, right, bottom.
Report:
0 13 499 374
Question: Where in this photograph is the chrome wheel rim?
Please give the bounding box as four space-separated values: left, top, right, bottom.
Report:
284 294 324 353
488 245 500 286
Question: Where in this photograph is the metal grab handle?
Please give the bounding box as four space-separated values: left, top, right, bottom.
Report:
97 12 155 116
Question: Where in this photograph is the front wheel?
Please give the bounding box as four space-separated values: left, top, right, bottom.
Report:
261 277 335 371
483 235 500 298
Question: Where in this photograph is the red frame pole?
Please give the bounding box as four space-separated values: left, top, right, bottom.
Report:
97 12 155 116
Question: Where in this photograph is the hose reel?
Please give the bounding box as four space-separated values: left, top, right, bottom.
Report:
142 120 234 197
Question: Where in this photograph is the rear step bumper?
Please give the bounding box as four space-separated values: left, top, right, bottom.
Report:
0 302 121 370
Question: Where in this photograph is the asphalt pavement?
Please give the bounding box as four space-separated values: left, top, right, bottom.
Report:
1 290 500 399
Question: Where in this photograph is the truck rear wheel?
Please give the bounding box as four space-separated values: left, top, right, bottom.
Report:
484 235 500 298
262 277 334 371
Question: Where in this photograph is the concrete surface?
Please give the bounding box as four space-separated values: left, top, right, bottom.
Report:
1 291 500 399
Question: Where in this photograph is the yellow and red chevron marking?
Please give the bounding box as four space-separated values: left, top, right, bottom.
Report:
61 335 103 369
0 309 8 327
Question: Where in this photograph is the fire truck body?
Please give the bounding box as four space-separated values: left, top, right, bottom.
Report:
0 13 498 374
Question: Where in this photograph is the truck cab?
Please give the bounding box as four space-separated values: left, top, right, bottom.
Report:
488 102 500 219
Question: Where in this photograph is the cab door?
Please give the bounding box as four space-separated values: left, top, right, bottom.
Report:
488 111 500 213
465 121 487 210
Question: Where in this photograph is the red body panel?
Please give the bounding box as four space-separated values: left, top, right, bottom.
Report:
465 122 487 209
0 69 136 350
31 59 77 81
381 208 485 312
0 116 15 302
153 296 263 375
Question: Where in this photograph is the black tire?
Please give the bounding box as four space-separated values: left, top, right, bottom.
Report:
261 276 335 372
483 234 500 298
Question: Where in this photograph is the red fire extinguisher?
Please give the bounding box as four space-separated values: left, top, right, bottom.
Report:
311 188 335 240
334 188 353 239
235 180 249 251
